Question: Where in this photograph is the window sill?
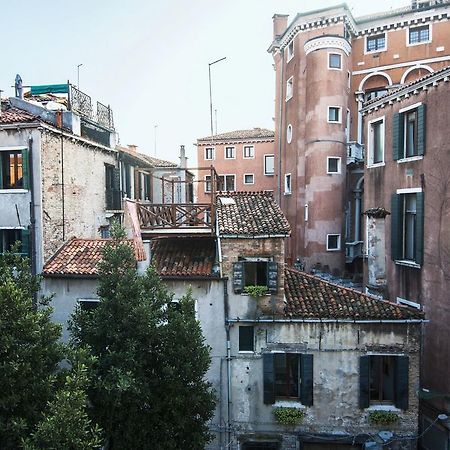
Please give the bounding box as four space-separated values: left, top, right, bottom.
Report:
274 400 306 409
364 48 387 55
397 155 423 164
0 189 29 194
407 40 431 47
366 404 400 412
284 192 292 196
394 259 421 269
367 162 385 169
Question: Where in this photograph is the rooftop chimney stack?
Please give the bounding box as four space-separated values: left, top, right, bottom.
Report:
15 74 23 99
272 14 289 39
179 145 187 169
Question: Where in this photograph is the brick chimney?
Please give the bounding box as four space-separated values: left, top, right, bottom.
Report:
272 14 289 39
179 144 187 169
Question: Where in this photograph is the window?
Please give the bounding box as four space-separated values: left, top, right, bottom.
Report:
0 148 28 190
327 157 341 174
359 355 409 409
393 104 426 160
0 229 29 255
78 298 100 312
264 155 275 175
326 234 341 251
408 25 430 45
284 173 291 194
365 88 388 102
218 174 235 192
287 41 294 61
391 191 424 265
205 147 215 160
366 33 386 52
368 118 385 166
105 164 121 210
244 174 254 185
204 210 211 224
225 146 235 159
233 260 278 294
286 124 293 144
286 77 293 101
243 145 254 159
328 107 341 123
263 353 313 405
204 175 212 193
239 326 254 352
328 53 342 69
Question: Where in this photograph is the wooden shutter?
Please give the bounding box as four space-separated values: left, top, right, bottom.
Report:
300 354 313 406
113 167 121 190
21 228 30 257
359 355 370 409
415 192 424 265
391 194 403 261
21 148 30 190
417 104 426 156
263 353 275 404
392 112 404 161
233 262 245 293
394 356 409 410
267 262 278 294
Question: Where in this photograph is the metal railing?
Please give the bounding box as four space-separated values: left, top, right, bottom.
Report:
347 141 364 164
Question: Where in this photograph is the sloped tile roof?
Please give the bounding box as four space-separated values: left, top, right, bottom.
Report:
117 146 177 168
198 128 274 142
0 107 38 124
151 238 216 278
284 268 424 320
43 238 143 277
216 191 290 237
143 154 178 168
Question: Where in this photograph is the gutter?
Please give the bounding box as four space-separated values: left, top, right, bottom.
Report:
220 234 289 239
227 318 427 324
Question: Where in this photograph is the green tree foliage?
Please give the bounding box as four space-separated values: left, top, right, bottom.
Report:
0 250 62 448
70 225 215 449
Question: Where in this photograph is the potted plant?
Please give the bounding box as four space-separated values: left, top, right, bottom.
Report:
243 285 272 314
368 411 399 426
273 407 305 426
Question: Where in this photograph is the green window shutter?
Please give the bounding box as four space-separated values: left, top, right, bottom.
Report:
391 194 403 261
300 354 314 406
233 262 245 293
417 104 426 156
392 112 404 161
415 192 424 265
21 148 30 190
267 262 278 294
359 356 370 409
21 228 30 256
263 353 275 404
394 356 409 410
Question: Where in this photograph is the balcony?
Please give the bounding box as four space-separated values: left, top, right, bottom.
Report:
347 141 364 165
345 240 364 263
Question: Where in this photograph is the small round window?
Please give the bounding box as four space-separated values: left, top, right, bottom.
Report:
287 124 293 144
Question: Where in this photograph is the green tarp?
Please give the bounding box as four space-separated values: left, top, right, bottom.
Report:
30 84 69 95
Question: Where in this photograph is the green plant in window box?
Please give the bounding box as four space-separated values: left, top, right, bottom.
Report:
368 411 399 426
243 285 268 298
273 407 305 425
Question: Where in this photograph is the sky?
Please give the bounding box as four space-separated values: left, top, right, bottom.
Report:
0 0 406 165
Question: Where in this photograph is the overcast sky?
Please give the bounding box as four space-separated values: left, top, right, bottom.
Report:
1 0 406 165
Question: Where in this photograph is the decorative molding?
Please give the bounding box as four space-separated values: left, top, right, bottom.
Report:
304 36 351 56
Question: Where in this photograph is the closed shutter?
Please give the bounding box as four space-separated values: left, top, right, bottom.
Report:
359 355 370 409
392 112 404 161
300 354 313 406
391 194 403 261
417 104 426 156
263 353 275 404
21 228 30 257
415 192 424 265
394 356 409 410
233 262 245 293
267 262 278 294
22 148 30 190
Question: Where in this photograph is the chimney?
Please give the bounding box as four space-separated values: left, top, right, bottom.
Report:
127 144 138 152
179 145 187 169
15 74 24 99
272 14 289 39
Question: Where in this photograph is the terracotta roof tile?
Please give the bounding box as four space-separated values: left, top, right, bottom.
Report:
198 128 274 142
151 238 216 278
43 238 143 276
217 191 290 237
0 107 37 124
284 268 424 320
117 146 177 168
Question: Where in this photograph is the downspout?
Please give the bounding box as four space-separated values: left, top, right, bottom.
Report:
356 91 364 144
277 50 284 205
223 278 232 450
354 175 364 242
58 112 65 242
28 134 37 307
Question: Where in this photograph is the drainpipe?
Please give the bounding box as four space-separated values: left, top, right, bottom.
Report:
356 91 365 144
28 134 37 307
277 51 285 205
57 111 66 242
354 175 364 242
223 278 232 449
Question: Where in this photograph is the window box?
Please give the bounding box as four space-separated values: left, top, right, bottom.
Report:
273 407 305 425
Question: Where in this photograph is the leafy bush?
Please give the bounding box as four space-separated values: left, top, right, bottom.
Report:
273 407 305 425
369 410 399 426
244 285 268 298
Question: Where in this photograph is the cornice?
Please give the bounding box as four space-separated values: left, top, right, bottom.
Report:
304 35 352 56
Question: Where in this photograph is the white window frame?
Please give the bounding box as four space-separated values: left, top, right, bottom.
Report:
327 156 341 174
205 147 215 160
365 33 387 54
287 40 294 62
367 116 385 168
399 102 423 161
243 173 254 185
284 173 292 195
396 296 421 310
243 145 255 159
286 76 293 101
264 154 275 176
328 52 342 70
407 24 432 47
286 124 293 144
220 174 236 192
224 146 236 160
326 234 341 251
327 106 342 124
